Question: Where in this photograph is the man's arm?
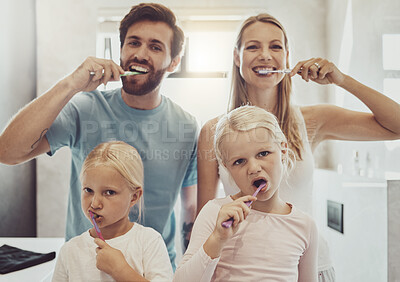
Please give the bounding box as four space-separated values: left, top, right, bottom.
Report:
180 184 197 252
197 118 219 214
0 57 123 165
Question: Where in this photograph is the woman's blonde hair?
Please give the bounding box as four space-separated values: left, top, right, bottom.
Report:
80 141 144 220
214 105 295 176
228 13 304 161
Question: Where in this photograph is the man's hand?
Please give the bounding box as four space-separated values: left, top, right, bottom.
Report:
65 57 124 93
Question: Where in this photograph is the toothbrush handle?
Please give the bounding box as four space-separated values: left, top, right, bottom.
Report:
89 211 105 241
221 218 234 228
286 69 303 74
89 71 140 77
220 183 265 228
93 222 105 241
221 200 253 228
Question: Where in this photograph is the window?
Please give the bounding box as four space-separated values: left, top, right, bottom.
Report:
185 31 236 72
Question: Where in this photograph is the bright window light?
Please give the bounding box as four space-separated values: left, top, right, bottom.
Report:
382 34 400 70
186 31 236 72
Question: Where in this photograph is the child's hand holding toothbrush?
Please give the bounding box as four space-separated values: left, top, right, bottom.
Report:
216 195 257 237
203 195 257 259
94 239 127 275
94 239 148 281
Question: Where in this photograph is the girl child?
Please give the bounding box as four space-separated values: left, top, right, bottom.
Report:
197 13 400 280
52 141 172 281
174 105 318 282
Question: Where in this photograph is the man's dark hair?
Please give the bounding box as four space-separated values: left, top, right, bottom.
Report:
119 3 184 59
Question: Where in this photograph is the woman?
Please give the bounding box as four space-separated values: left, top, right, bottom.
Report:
197 13 400 281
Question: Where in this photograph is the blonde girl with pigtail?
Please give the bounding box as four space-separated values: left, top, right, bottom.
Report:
52 141 172 282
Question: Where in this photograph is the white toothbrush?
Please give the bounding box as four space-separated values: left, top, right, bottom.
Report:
257 69 292 74
89 71 144 76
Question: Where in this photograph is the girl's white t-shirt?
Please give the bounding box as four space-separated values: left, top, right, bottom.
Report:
52 223 172 282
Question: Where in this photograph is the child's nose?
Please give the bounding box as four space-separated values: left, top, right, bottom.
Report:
90 194 103 209
248 159 261 174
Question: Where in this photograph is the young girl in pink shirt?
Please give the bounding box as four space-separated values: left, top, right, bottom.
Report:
174 105 318 282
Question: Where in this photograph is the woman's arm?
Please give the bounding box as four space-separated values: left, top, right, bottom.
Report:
197 118 220 214
294 58 400 146
339 74 400 134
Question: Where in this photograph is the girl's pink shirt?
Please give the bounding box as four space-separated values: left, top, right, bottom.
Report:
174 196 318 282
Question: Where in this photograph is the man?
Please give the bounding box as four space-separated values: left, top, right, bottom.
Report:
0 3 197 269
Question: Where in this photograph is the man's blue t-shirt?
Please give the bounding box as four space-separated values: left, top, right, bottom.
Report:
46 88 198 267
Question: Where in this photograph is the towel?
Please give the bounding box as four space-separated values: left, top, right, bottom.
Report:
0 244 56 274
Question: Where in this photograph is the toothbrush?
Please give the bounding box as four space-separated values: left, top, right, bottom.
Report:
221 182 267 228
89 71 143 76
257 69 292 74
257 68 311 75
89 210 105 241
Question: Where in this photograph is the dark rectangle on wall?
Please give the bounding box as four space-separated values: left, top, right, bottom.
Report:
0 161 37 236
327 200 344 234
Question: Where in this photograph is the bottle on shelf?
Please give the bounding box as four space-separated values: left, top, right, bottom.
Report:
352 150 361 176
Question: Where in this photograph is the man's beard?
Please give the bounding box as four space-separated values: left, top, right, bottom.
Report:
121 64 167 96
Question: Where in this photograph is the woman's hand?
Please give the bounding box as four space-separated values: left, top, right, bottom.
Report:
291 58 346 86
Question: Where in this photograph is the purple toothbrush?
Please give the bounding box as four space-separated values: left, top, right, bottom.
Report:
221 182 266 228
89 210 105 241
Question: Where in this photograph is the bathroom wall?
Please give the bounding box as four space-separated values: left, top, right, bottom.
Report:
314 169 388 281
35 0 97 237
0 0 37 236
326 0 400 177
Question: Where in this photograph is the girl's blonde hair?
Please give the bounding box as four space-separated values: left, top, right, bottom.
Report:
228 13 304 161
80 141 144 220
214 105 294 175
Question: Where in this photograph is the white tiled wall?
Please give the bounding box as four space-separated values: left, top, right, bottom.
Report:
314 169 388 281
